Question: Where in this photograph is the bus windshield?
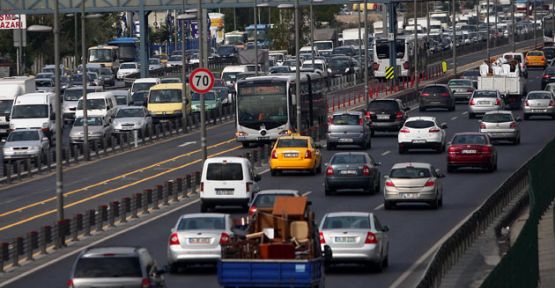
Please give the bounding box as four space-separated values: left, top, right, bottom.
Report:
89 49 114 62
237 84 288 130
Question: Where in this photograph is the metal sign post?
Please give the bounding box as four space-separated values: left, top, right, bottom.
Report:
189 67 215 161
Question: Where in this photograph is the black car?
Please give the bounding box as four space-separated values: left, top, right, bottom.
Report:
216 45 238 63
328 56 355 77
543 47 555 64
366 99 409 135
332 45 356 57
419 84 456 112
542 66 555 89
324 152 381 195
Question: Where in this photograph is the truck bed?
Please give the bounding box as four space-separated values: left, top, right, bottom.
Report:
477 76 525 95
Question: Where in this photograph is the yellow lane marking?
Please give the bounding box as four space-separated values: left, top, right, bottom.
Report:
0 145 241 232
0 138 236 219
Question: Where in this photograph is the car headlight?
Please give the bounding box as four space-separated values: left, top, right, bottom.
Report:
28 146 40 151
4 147 13 152
9 123 15 129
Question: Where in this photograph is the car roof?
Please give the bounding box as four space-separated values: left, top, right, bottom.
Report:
391 162 432 169
278 134 311 140
204 156 249 164
331 151 368 157
423 84 448 88
453 132 487 136
323 211 372 218
82 246 139 257
133 78 160 83
150 83 182 90
256 189 300 195
180 213 230 219
109 90 129 96
483 110 513 115
406 116 436 121
332 110 363 116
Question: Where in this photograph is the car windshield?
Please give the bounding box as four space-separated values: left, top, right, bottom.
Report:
217 46 235 55
161 78 180 83
113 95 128 105
35 80 52 87
482 113 513 123
404 120 435 129
462 70 480 77
545 68 555 75
73 257 142 278
452 134 487 144
331 154 367 164
422 86 448 94
367 101 399 112
7 131 39 142
276 139 308 148
169 55 182 61
448 80 472 86
527 92 553 100
116 109 144 118
120 63 137 69
330 58 349 67
222 72 239 82
332 114 360 125
177 217 225 230
149 59 160 65
191 92 216 101
132 92 147 104
390 167 431 178
64 89 86 101
132 82 156 93
206 163 243 180
11 105 48 119
73 117 103 126
473 91 498 98
322 216 371 229
100 69 111 76
149 89 181 103
77 99 106 110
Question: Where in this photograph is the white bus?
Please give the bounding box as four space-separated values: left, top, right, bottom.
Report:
372 36 428 80
235 73 327 147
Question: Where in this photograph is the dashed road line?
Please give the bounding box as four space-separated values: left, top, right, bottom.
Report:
381 150 391 156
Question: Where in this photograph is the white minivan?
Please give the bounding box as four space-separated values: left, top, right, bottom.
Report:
9 93 56 140
200 157 261 212
75 92 118 121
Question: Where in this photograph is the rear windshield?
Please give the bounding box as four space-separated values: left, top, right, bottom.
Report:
527 51 543 56
253 194 293 208
367 101 399 112
404 120 435 129
332 114 360 125
276 139 308 148
74 257 142 278
177 217 225 230
322 216 371 229
462 70 480 77
390 167 431 178
448 80 472 87
527 92 553 100
452 134 487 144
206 163 243 181
422 86 448 94
331 154 366 164
473 91 498 98
482 113 513 123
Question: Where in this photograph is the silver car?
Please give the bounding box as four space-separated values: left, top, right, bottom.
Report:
35 78 54 93
70 116 112 144
326 111 371 150
319 212 390 271
447 79 475 102
468 90 503 119
69 246 166 288
383 162 444 209
2 129 49 162
167 213 233 272
111 106 152 134
479 111 521 144
523 91 555 120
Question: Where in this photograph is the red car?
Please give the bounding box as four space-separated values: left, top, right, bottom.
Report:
447 132 497 172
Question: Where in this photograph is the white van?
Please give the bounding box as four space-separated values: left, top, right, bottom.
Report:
130 78 161 97
75 92 118 121
9 93 56 140
62 86 104 122
0 76 36 136
221 65 250 87
200 157 261 212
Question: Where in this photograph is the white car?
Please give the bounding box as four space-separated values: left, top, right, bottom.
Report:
116 62 140 80
149 58 162 71
398 116 447 154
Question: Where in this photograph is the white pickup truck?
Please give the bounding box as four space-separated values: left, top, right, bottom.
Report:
477 75 526 109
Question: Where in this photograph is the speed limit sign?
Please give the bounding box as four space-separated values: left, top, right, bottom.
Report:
189 68 215 94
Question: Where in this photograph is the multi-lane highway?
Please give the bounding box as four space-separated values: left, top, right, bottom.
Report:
4 56 555 288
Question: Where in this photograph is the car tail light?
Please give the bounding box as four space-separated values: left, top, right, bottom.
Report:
326 166 334 176
543 74 550 79
200 182 204 192
510 121 517 128
467 88 474 92
219 232 230 245
41 128 50 132
305 150 312 159
403 61 409 70
525 100 530 106
424 180 435 187
141 278 151 288
365 232 378 244
319 232 326 244
399 127 410 133
429 127 440 133
246 182 252 193
385 180 395 187
469 98 476 105
67 279 75 288
249 205 257 216
362 165 370 176
395 111 403 120
271 150 278 159
359 117 364 125
365 111 372 120
169 232 180 246
421 92 430 97
440 92 450 97
495 98 501 106
372 62 379 71
480 122 486 129
448 146 457 153
480 145 492 153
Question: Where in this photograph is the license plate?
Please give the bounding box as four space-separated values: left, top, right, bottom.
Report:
462 149 477 154
532 109 547 113
340 170 357 175
377 115 389 120
334 236 356 243
189 238 210 244
401 193 417 199
257 136 270 141
478 101 489 105
284 153 298 158
338 138 354 143
412 139 426 144
215 189 234 195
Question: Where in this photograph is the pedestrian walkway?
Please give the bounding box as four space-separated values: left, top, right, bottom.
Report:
539 202 555 288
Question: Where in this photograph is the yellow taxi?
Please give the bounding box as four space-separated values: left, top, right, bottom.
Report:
269 134 322 176
525 50 547 67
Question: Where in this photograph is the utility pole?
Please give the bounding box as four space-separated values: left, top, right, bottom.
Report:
487 0 490 59
198 0 207 161
364 0 369 107
534 2 538 48
512 0 516 52
254 0 258 76
452 0 457 75
54 0 64 222
414 0 419 89
295 0 301 133
311 0 315 69
82 0 90 161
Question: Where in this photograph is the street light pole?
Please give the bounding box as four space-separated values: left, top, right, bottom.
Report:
486 0 490 59
512 0 516 52
452 0 457 75
254 0 258 76
310 0 315 69
198 0 207 161
54 0 64 222
295 0 301 133
364 0 369 107
81 0 90 161
414 0 418 90
534 2 537 48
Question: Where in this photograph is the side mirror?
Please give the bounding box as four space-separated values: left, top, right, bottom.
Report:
170 228 176 233
447 142 451 146
253 174 261 182
440 123 448 129
382 225 390 232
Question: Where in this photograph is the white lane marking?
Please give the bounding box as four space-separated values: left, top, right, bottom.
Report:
381 150 391 156
178 141 197 147
302 191 312 197
461 111 468 115
451 116 458 120
373 204 384 210
0 198 201 287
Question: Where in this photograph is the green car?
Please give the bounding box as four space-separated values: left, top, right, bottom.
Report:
191 91 222 114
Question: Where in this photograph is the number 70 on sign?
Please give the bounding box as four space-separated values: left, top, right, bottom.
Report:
188 68 215 94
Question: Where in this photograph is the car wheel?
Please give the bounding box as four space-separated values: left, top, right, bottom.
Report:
398 146 406 154
371 129 375 137
327 143 335 150
439 196 444 207
524 114 529 120
419 106 425 112
373 179 380 195
316 163 322 174
449 105 455 112
325 187 334 196
270 169 279 176
200 202 209 213
468 113 475 119
373 260 384 273
430 198 440 209
384 201 394 210
382 254 389 268
447 165 456 173
168 263 179 274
